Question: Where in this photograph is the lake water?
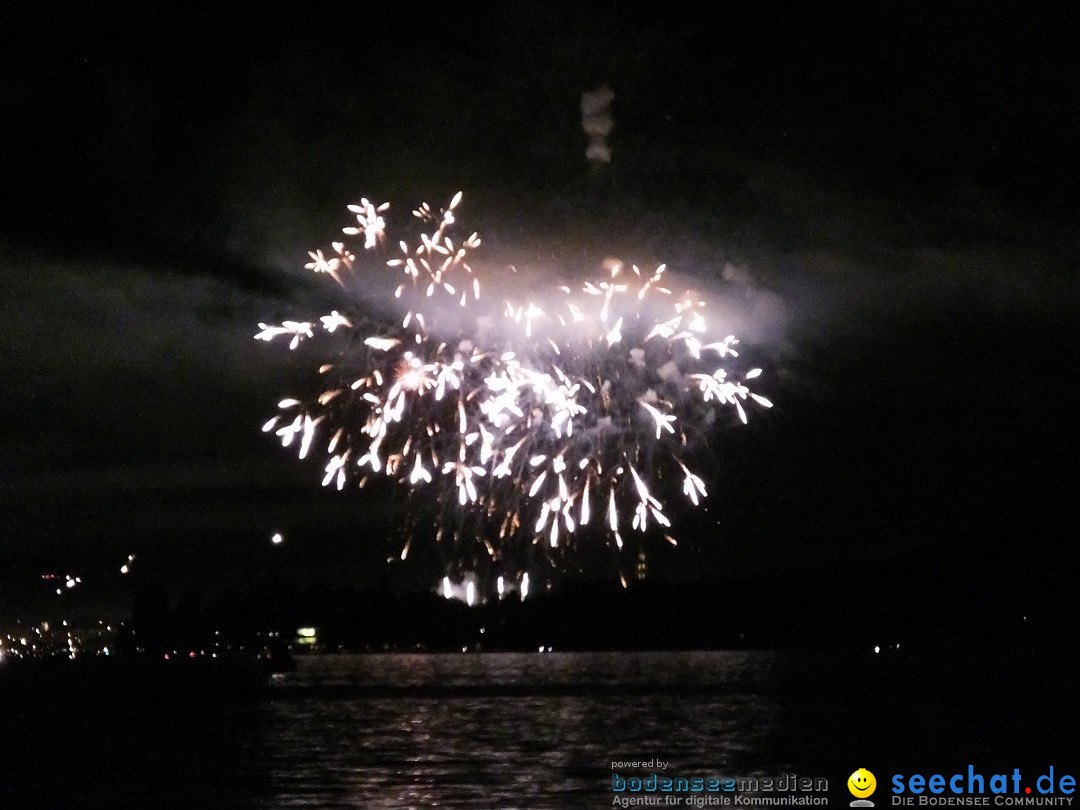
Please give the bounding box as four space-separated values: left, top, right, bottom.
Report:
2 650 1076 808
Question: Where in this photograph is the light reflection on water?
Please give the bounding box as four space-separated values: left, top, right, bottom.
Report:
269 649 791 693
257 693 782 808
4 650 1075 809
250 652 797 808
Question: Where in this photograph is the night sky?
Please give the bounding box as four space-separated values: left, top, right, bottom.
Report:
1 4 1078 620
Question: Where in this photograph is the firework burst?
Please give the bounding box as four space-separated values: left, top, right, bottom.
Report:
256 194 772 597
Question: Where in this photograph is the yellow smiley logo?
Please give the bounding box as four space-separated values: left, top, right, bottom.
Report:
848 768 877 798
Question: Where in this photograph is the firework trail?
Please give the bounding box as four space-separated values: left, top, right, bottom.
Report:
257 194 772 597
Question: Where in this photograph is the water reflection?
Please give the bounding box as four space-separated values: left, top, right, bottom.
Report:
5 650 1074 809
250 652 791 808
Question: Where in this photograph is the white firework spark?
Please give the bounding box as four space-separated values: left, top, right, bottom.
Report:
256 194 772 596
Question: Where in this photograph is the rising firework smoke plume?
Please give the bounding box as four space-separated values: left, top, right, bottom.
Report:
256 194 772 598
